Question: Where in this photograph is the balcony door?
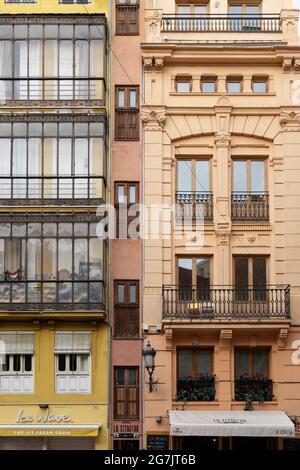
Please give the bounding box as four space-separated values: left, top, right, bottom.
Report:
178 257 211 301
234 257 267 301
177 4 208 31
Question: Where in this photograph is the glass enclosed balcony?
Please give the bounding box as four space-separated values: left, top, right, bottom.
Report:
0 215 106 312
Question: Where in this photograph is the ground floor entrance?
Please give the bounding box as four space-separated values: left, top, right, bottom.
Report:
174 437 278 451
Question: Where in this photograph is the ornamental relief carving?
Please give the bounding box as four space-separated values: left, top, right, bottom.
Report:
280 111 300 130
141 109 167 130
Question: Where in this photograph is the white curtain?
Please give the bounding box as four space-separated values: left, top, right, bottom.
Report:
0 139 11 198
59 139 72 198
29 40 42 99
5 240 21 273
28 138 41 198
12 139 26 198
75 139 88 198
15 41 28 99
0 41 12 100
59 41 73 99
43 138 57 199
75 41 89 99
27 239 41 281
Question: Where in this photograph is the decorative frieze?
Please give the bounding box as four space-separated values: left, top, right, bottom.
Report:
141 109 167 130
280 111 300 130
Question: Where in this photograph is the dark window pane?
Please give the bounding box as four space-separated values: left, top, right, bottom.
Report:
235 350 249 378
58 354 66 372
235 258 248 301
116 368 125 386
128 368 137 386
69 354 77 372
24 355 32 372
178 259 192 287
178 350 193 377
2 355 10 372
13 355 21 372
253 258 267 300
253 350 268 377
195 349 212 375
196 259 210 290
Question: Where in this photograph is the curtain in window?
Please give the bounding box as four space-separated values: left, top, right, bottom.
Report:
15 41 28 99
90 40 103 99
59 41 73 99
43 138 57 199
28 138 42 198
27 239 41 281
6 239 21 273
59 139 72 198
29 40 42 99
75 138 88 198
0 41 12 100
75 41 89 99
0 139 11 198
44 40 58 99
12 139 26 198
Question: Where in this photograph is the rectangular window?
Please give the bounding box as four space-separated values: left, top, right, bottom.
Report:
55 332 91 394
234 257 267 301
115 86 139 141
235 348 269 379
116 0 140 36
115 182 139 239
201 77 217 93
114 281 139 338
177 159 210 193
233 159 266 192
178 257 211 301
252 77 268 93
177 348 215 401
0 18 106 102
114 367 139 419
176 77 192 93
178 348 212 378
227 77 243 93
0 332 34 394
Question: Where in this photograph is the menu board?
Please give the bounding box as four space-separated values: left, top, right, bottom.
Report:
147 435 169 451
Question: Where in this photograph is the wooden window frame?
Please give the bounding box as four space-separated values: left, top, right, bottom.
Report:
226 76 243 93
201 76 217 93
232 158 268 192
176 256 212 286
175 76 192 93
177 347 213 378
233 256 269 287
176 158 212 192
116 1 140 36
234 347 270 379
176 1 210 13
115 86 139 141
228 1 262 14
114 182 140 239
114 280 140 339
114 367 139 420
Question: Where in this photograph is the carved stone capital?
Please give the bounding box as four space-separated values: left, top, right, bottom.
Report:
282 58 293 72
280 111 300 130
141 109 167 130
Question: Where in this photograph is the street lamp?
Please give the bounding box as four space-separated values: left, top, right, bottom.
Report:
143 341 156 393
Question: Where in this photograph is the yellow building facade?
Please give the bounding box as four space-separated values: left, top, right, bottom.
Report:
0 0 110 450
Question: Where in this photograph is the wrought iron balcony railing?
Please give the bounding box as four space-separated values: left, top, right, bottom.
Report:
231 192 269 221
0 176 105 207
114 304 140 339
235 376 273 402
163 286 290 319
161 14 281 33
177 375 216 402
0 78 106 103
0 279 105 312
176 192 213 221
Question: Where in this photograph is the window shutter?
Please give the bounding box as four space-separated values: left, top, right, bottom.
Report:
0 332 34 354
55 332 91 354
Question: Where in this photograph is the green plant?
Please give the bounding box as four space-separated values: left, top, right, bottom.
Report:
235 374 273 404
176 374 216 402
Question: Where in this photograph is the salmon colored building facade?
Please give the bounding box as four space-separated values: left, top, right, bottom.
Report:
141 0 300 451
110 0 144 451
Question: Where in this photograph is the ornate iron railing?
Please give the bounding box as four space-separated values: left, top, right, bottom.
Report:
0 279 105 312
163 286 290 319
162 14 281 33
235 376 273 402
176 192 213 221
177 375 216 402
231 192 269 221
0 176 105 207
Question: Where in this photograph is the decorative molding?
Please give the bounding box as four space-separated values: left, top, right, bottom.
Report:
247 234 257 244
216 231 230 246
143 56 164 72
141 109 167 130
219 329 233 351
1 99 104 109
232 223 271 232
0 14 106 26
215 133 231 148
278 328 289 350
282 58 293 72
294 59 300 72
143 57 154 71
280 111 300 130
0 113 106 124
165 329 173 350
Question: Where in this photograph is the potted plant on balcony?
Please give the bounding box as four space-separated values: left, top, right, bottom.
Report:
235 373 273 408
177 373 216 402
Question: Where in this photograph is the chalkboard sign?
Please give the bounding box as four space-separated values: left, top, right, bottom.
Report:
147 435 169 451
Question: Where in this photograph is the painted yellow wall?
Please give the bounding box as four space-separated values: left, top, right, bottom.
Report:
0 0 108 15
0 322 109 449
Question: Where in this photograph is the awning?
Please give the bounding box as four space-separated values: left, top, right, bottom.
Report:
0 424 100 438
169 411 295 438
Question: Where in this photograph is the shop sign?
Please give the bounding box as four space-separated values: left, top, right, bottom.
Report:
113 423 139 434
16 409 71 424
